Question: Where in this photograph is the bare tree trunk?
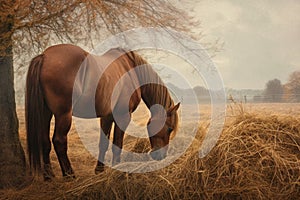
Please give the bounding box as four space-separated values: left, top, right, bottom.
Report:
0 15 26 188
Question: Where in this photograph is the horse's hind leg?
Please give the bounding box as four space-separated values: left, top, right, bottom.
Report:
42 107 54 181
52 112 74 178
95 116 113 174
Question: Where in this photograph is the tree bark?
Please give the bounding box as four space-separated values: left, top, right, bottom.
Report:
0 14 26 189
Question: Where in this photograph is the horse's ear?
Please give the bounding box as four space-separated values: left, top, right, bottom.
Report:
167 103 180 116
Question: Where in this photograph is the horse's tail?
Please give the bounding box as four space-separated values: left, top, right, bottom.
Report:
25 54 46 174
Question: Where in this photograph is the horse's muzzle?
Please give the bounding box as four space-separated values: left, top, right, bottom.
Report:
149 148 167 161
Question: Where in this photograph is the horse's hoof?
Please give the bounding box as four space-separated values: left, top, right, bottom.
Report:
43 164 55 181
63 173 76 181
95 165 105 174
43 172 55 181
44 175 55 181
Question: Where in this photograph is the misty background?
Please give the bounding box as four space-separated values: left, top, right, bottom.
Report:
194 0 300 89
14 0 300 104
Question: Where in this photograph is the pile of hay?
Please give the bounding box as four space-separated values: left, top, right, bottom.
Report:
65 113 300 199
1 112 299 199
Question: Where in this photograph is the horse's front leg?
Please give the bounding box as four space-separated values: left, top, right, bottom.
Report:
95 117 113 174
112 125 125 166
112 114 131 166
52 112 74 178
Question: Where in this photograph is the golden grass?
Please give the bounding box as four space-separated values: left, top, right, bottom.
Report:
1 104 300 199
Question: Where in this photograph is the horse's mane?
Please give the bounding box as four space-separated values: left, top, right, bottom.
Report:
124 50 179 136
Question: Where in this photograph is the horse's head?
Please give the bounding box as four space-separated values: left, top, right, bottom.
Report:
147 103 180 160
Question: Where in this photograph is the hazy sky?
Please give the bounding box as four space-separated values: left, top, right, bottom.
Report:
191 0 300 89
16 1 299 92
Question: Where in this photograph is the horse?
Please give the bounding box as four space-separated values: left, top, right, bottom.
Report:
26 44 180 180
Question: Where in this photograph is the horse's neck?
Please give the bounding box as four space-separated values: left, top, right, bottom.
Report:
127 51 173 113
136 65 173 113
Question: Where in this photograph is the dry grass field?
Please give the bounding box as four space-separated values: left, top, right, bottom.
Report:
1 103 300 199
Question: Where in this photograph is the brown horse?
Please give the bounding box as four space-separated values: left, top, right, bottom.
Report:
26 44 179 179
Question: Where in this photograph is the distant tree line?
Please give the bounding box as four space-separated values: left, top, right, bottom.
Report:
254 70 300 103
15 70 300 105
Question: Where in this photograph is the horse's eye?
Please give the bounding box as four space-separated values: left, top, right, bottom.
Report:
167 127 173 134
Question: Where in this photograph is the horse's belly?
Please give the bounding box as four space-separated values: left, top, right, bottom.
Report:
72 95 99 118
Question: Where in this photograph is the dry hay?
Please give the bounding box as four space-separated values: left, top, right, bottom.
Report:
2 112 300 199
198 113 300 199
64 113 300 199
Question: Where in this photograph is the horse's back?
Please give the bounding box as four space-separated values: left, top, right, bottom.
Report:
40 45 141 118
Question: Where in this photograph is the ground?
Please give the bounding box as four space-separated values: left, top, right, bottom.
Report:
1 103 299 199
